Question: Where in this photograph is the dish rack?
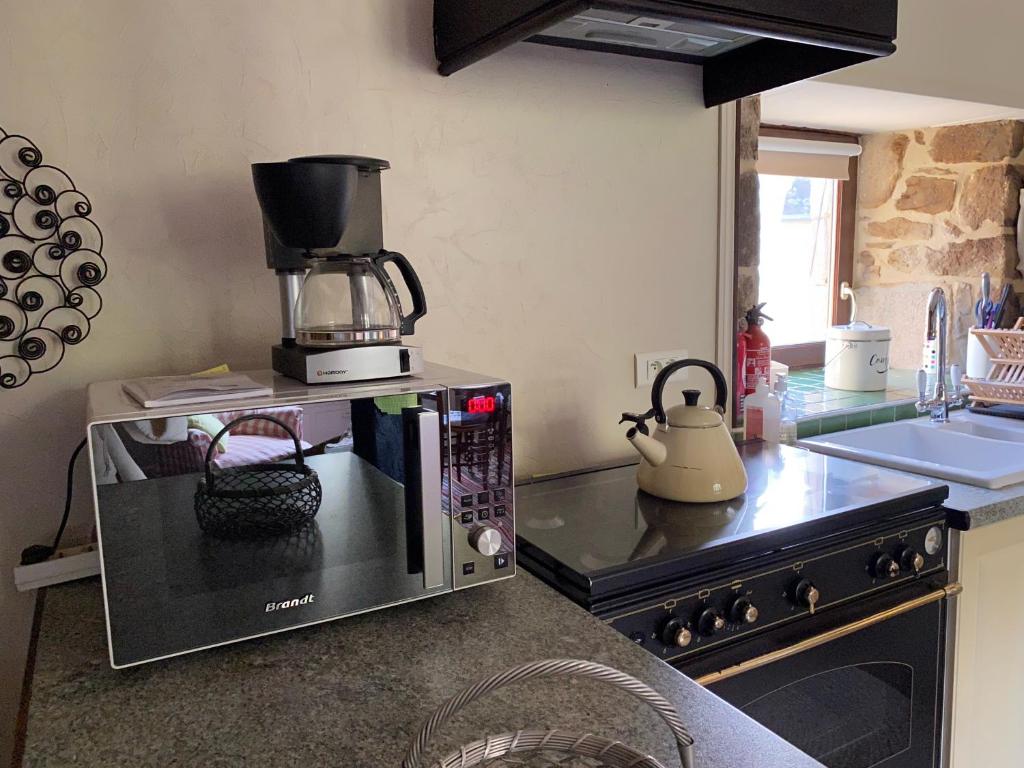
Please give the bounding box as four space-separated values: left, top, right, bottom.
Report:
962 318 1024 405
401 659 696 768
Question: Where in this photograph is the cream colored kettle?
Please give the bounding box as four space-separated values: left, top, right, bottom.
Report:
620 359 747 503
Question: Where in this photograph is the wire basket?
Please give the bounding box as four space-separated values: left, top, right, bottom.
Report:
401 659 696 768
194 414 322 539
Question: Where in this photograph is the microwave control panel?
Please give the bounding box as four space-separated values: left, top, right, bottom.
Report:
449 383 515 589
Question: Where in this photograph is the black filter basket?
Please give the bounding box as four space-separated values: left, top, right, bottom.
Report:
251 161 357 250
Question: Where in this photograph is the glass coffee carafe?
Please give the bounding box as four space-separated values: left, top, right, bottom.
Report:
294 252 426 348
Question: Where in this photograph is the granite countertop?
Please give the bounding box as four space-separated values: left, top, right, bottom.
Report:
926 476 1024 529
16 573 821 768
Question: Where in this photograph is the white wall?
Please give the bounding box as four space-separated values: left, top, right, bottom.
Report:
820 0 1024 109
0 0 722 759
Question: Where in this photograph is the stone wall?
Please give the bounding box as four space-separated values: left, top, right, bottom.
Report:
735 96 761 321
855 120 1024 368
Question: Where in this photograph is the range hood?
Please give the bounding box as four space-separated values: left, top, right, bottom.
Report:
433 1 897 107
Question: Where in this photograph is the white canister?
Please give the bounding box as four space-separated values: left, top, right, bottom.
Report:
965 327 992 379
824 321 891 391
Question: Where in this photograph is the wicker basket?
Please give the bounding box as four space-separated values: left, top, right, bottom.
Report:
963 318 1024 406
401 659 696 768
193 414 322 539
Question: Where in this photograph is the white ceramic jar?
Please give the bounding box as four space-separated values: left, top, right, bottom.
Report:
824 321 891 391
965 327 992 379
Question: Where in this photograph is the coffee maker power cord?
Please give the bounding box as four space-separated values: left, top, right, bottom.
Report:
20 437 88 566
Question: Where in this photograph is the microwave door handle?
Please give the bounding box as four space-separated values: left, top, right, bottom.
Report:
415 409 445 589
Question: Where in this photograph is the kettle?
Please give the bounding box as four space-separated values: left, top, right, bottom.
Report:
620 359 747 503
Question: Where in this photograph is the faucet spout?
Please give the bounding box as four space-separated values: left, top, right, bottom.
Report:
917 287 954 422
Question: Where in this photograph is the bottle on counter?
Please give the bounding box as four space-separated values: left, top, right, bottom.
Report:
772 373 796 444
744 377 781 442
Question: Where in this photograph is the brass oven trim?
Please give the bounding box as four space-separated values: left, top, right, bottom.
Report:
694 582 963 686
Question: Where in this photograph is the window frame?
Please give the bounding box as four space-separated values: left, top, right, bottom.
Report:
757 126 858 369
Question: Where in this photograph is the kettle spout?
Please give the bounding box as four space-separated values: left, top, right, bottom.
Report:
628 431 668 468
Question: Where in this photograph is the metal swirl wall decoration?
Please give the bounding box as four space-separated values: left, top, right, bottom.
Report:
0 126 105 388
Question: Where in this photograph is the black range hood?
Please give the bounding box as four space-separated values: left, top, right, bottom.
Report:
433 1 897 107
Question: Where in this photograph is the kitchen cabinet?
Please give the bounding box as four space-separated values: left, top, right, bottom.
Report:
949 515 1024 766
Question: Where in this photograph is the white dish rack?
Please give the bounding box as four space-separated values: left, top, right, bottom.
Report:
962 318 1024 406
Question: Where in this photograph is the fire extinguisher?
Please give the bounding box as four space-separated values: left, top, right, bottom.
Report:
736 303 772 417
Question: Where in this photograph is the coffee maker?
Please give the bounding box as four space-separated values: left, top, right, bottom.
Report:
252 155 426 384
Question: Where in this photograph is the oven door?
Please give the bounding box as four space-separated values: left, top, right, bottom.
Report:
90 391 451 667
680 582 960 768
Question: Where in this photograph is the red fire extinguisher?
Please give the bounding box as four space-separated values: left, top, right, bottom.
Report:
736 303 772 417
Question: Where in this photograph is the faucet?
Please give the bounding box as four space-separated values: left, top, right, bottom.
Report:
916 287 965 422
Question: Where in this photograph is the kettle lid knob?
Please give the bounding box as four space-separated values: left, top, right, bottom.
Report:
682 389 701 406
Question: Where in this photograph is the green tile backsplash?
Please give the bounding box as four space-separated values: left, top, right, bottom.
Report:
846 410 872 430
784 368 919 421
796 419 820 439
784 367 939 439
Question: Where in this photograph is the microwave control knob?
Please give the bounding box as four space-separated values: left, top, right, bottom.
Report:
697 607 726 637
791 579 820 614
659 617 693 648
871 552 900 580
897 546 925 574
469 526 502 557
728 597 759 625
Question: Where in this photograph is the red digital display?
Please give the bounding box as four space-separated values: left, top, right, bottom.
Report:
467 395 496 414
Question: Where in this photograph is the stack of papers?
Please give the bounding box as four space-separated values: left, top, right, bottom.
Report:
122 373 271 408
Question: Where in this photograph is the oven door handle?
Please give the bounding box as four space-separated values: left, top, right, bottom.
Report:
695 583 963 687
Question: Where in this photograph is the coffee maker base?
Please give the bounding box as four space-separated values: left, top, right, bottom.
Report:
272 344 424 384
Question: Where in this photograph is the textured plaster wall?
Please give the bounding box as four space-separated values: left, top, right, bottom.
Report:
820 0 1024 109
0 0 721 758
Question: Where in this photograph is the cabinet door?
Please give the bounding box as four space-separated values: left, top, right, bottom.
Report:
950 516 1024 766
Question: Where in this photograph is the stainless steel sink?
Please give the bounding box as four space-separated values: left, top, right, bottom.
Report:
799 411 1024 489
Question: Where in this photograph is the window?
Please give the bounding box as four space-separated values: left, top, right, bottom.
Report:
759 175 836 346
755 128 859 368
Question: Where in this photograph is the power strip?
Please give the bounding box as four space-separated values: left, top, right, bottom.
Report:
13 543 100 592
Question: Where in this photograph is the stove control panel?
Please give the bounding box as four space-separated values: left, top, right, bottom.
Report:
609 516 947 662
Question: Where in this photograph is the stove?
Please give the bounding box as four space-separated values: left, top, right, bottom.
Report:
516 443 958 768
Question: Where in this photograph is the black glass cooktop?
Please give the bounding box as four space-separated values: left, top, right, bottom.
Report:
515 443 947 602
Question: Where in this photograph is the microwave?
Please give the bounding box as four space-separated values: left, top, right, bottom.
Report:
86 364 514 667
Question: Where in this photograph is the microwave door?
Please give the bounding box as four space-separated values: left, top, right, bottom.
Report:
93 393 453 667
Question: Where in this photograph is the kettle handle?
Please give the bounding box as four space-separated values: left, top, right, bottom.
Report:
651 359 729 424
374 250 428 336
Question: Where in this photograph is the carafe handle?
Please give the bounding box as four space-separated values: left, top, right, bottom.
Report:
374 250 427 336
651 359 729 424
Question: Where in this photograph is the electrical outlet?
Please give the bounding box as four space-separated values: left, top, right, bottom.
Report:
634 349 688 388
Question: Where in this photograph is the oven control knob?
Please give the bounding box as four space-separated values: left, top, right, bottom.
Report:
469 526 502 557
697 607 726 637
871 552 901 579
728 596 759 625
659 617 693 648
790 578 820 613
897 546 926 574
